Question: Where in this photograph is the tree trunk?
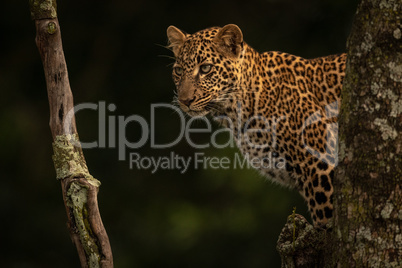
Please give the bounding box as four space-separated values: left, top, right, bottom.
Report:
334 0 402 266
278 0 401 266
29 1 113 267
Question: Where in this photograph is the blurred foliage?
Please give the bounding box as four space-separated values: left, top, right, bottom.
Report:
0 0 357 267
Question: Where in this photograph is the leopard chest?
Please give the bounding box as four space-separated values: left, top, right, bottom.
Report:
228 113 299 188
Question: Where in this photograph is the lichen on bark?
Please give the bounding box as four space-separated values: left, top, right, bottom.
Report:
67 182 101 268
52 134 100 187
334 0 402 266
277 214 326 267
29 0 57 20
53 134 102 267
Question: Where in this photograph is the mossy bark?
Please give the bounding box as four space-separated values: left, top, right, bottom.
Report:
278 0 401 266
277 214 327 268
333 0 402 266
29 0 57 20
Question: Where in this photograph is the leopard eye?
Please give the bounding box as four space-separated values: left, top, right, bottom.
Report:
174 67 183 76
200 64 212 74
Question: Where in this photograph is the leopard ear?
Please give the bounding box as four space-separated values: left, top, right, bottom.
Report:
214 24 243 58
167 26 187 57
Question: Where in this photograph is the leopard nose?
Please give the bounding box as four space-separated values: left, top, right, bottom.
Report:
179 97 195 107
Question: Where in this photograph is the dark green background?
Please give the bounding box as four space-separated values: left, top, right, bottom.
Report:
0 0 357 267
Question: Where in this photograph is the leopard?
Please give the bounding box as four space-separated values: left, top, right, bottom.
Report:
166 24 346 228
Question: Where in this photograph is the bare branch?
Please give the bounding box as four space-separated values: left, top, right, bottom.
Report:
30 1 113 267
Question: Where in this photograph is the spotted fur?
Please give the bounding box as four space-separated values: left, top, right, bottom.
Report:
167 24 346 227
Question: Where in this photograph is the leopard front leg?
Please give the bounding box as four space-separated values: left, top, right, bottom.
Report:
301 168 334 228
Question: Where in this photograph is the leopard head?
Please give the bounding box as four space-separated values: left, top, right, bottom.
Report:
167 24 245 117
